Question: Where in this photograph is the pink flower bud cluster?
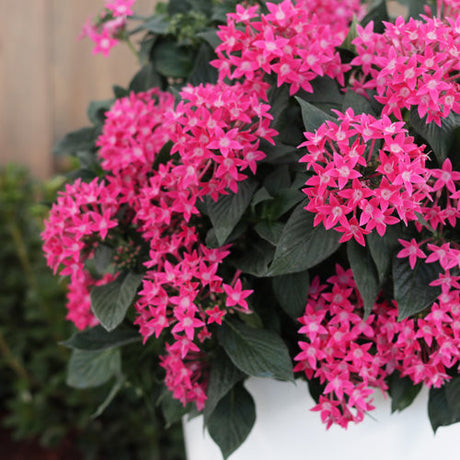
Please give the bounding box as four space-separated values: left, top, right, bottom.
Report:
211 0 359 95
79 0 136 57
294 263 460 429
299 108 431 245
352 15 460 125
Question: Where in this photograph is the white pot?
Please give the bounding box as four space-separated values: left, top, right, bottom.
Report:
183 377 460 460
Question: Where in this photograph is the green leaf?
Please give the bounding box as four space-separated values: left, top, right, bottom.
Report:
361 0 389 34
429 383 460 432
207 178 258 246
129 62 162 93
197 30 221 50
263 165 291 196
302 77 344 114
445 377 460 416
366 225 408 285
218 319 294 381
91 375 125 418
67 348 121 389
393 258 441 320
159 388 190 428
295 97 334 133
347 240 380 318
93 244 114 275
91 271 144 332
204 351 245 425
272 270 310 319
409 109 460 164
112 85 129 99
342 90 376 116
53 127 100 156
388 371 422 413
341 15 359 53
152 39 194 78
87 99 113 125
61 325 140 351
141 15 170 34
208 383 256 460
267 202 341 276
254 221 284 245
168 0 191 15
233 239 275 277
188 43 218 86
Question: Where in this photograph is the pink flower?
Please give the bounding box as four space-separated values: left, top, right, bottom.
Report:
397 239 427 269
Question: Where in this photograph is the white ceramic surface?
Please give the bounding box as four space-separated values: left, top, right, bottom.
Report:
183 377 460 460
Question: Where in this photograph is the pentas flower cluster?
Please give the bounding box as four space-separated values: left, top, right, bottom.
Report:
352 15 460 125
43 82 269 409
299 108 430 245
169 79 277 199
42 179 121 329
79 0 136 56
211 0 359 95
294 264 460 429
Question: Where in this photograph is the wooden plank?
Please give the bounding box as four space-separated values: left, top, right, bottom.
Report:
0 0 52 179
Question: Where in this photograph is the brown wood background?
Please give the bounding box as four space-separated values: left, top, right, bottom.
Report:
0 0 157 179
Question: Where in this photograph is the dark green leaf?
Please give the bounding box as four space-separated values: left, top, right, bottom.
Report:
272 270 310 319
301 77 344 113
445 377 460 416
409 109 460 164
267 202 341 276
389 371 422 413
159 389 190 428
347 240 380 318
264 165 291 196
207 178 258 246
61 325 140 351
91 375 125 418
141 15 170 34
197 30 221 50
93 244 114 275
152 39 194 78
406 0 429 18
295 97 334 133
429 384 460 432
342 90 376 116
168 0 191 15
393 258 441 320
67 348 121 389
233 239 275 277
204 352 245 425
87 99 113 125
113 85 129 99
208 383 256 460
341 16 359 53
53 127 100 156
91 271 144 332
254 221 284 245
361 0 389 34
367 225 408 285
218 319 294 381
129 62 162 93
188 43 218 86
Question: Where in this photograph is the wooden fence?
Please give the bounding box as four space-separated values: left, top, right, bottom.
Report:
0 0 157 179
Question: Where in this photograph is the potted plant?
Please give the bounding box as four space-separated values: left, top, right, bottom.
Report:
43 0 460 458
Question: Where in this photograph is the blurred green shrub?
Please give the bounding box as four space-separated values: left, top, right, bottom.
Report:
0 165 185 459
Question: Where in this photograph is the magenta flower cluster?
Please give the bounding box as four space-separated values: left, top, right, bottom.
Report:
79 0 136 56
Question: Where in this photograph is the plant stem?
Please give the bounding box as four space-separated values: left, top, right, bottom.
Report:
125 37 140 63
0 331 31 383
